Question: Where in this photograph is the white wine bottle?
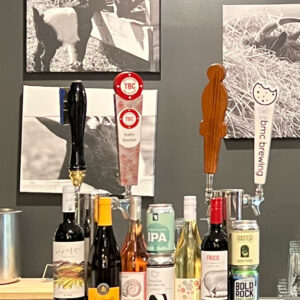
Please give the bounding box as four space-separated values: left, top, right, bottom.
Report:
175 196 202 300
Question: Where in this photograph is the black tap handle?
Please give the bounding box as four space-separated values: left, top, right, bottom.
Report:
67 81 87 171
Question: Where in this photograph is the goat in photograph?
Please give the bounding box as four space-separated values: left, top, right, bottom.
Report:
36 116 125 195
245 18 300 62
114 0 144 18
32 0 106 71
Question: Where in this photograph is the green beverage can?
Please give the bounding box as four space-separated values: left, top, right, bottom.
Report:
146 204 175 253
229 266 258 300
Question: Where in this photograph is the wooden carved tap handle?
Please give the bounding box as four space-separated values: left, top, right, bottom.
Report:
199 64 228 175
67 81 87 171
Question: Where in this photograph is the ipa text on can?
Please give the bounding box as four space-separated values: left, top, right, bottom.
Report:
146 204 175 253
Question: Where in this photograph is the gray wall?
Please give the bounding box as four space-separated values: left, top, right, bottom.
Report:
1 0 299 296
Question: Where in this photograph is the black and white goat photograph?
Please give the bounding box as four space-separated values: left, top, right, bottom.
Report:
20 86 157 196
26 0 160 72
223 4 300 138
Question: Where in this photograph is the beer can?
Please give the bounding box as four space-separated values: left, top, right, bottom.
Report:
229 266 258 300
147 253 175 300
230 220 259 267
147 204 175 253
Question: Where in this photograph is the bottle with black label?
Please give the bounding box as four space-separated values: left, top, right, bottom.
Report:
201 197 228 300
88 197 121 300
53 185 85 300
147 253 175 300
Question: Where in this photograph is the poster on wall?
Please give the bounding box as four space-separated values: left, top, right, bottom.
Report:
223 4 300 138
20 86 157 196
26 0 160 72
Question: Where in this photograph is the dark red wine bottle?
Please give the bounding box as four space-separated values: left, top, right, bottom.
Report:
201 197 228 300
53 185 85 300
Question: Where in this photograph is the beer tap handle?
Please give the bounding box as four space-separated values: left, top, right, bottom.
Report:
67 81 87 188
199 64 228 202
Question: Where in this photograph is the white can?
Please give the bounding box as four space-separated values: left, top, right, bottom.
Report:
147 253 175 300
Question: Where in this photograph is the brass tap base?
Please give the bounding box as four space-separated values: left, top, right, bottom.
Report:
69 170 86 188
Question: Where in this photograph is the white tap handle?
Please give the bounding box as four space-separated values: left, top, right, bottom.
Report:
253 82 278 185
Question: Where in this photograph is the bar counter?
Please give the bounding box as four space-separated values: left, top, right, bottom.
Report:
0 279 52 300
0 279 290 300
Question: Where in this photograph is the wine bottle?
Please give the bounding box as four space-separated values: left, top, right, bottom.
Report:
175 196 202 300
53 185 85 300
121 196 148 300
201 197 228 300
88 197 121 300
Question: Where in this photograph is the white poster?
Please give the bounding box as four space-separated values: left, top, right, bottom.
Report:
20 86 157 196
223 4 300 138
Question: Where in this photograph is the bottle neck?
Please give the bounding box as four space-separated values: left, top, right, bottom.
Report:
184 205 196 222
128 219 143 235
183 220 199 235
98 203 112 226
210 223 222 232
210 206 222 225
63 212 75 223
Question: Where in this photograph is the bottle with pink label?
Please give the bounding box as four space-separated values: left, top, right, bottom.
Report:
121 196 148 300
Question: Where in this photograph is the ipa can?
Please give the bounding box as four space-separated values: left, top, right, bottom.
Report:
229 266 258 300
146 204 175 253
147 253 175 300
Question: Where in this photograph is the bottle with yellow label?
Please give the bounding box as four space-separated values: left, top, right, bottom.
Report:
88 197 121 300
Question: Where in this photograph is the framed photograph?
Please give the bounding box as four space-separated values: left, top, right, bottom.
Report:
26 0 160 72
20 86 157 196
223 4 300 138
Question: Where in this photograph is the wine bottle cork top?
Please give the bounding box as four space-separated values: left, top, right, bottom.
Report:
184 195 197 206
184 195 197 221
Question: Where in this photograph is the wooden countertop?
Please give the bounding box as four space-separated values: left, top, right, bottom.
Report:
0 278 53 300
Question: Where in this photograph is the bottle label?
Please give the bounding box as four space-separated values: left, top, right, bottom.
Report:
175 278 200 300
121 272 146 300
230 230 259 266
201 251 228 300
88 286 120 300
147 266 174 300
53 241 85 298
234 278 256 300
146 212 175 252
117 108 142 148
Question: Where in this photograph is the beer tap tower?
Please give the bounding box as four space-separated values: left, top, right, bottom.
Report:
65 72 144 240
199 64 277 231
